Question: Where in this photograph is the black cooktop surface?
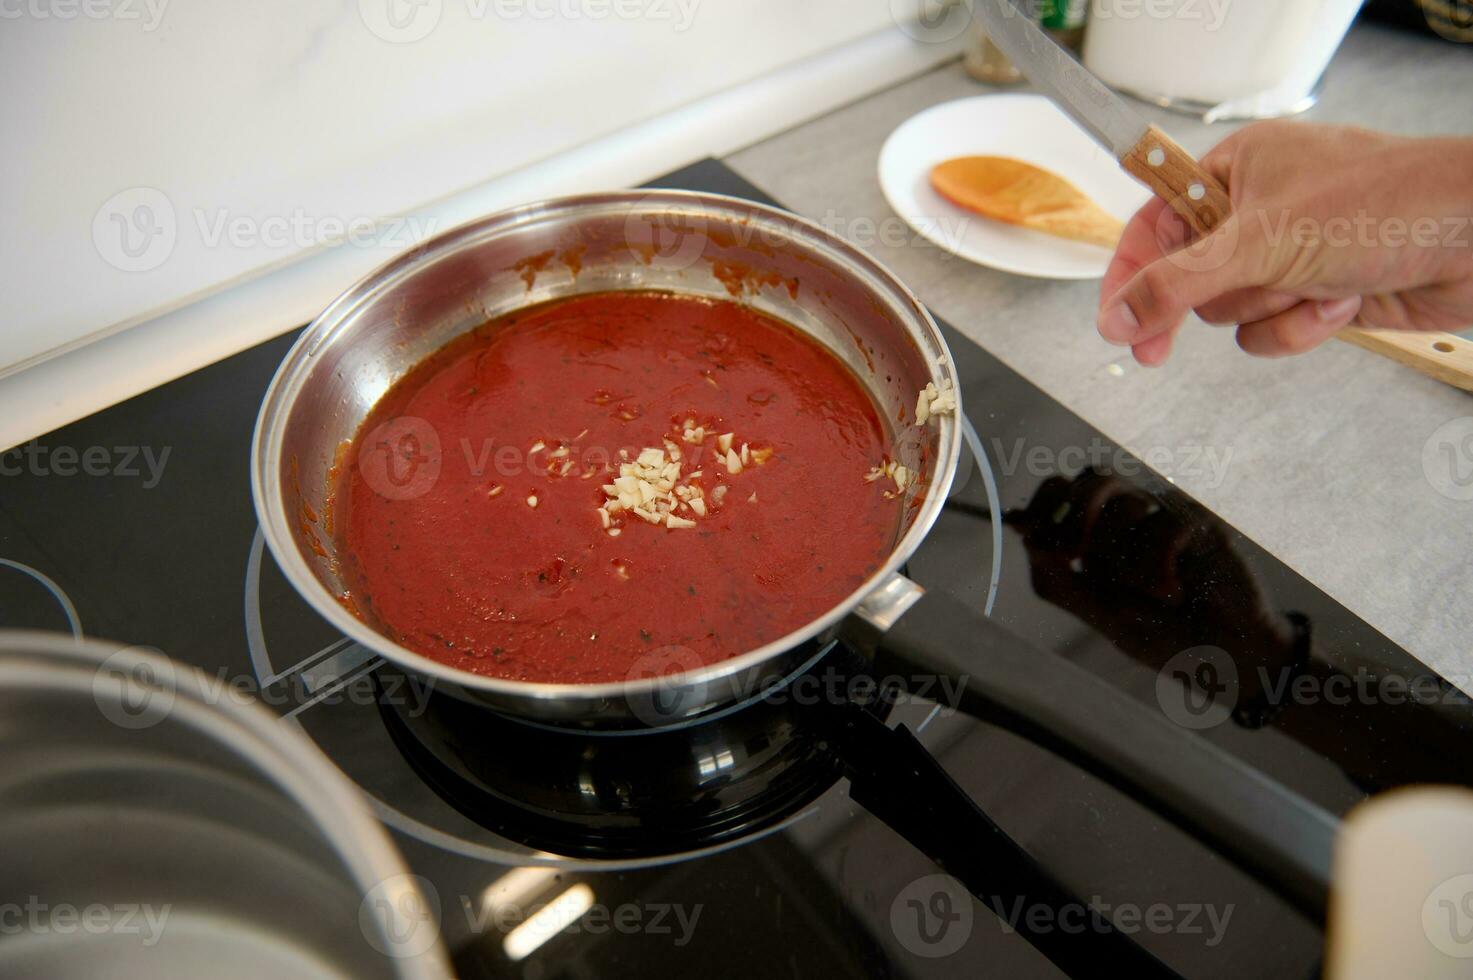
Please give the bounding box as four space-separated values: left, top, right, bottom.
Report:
3 159 1470 979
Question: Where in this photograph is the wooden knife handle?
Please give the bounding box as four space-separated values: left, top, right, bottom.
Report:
1120 124 1473 391
1120 124 1232 236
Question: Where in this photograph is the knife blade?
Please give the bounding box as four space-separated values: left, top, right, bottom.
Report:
970 0 1147 159
969 0 1231 237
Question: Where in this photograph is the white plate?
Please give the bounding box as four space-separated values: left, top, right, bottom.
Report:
878 94 1151 280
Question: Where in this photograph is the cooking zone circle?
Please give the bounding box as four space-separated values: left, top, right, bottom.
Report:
253 190 1338 921
244 526 985 867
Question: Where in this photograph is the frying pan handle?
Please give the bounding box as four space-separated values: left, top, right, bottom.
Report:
832 706 1185 977
865 580 1337 922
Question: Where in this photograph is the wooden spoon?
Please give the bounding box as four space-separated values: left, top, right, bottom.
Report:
930 155 1124 249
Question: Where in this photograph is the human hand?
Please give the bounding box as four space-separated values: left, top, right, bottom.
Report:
1097 121 1473 364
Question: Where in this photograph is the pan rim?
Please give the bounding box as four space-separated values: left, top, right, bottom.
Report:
250 189 962 715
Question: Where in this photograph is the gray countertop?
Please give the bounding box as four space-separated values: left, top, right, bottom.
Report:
726 23 1472 684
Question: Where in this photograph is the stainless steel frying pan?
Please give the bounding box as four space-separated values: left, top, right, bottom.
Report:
252 191 1338 920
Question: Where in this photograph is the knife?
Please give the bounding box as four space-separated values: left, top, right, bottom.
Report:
971 0 1231 236
970 0 1473 391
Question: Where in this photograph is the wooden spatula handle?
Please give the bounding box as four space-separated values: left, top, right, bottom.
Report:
1335 328 1473 392
1119 124 1473 391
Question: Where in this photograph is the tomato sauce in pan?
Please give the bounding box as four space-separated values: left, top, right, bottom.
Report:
339 290 903 684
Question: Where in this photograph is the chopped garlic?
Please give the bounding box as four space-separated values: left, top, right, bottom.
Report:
488 484 504 497
595 425 770 533
607 527 621 537
598 508 612 529
866 458 914 494
747 491 758 504
530 440 546 453
915 378 957 426
526 494 539 508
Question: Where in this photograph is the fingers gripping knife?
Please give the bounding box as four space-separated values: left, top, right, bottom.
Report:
971 0 1473 390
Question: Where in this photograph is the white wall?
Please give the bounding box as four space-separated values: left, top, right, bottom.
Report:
1 0 919 375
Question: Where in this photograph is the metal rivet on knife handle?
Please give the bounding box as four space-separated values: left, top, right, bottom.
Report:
1120 124 1232 237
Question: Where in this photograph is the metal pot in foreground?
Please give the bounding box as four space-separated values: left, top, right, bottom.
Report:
0 631 451 980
